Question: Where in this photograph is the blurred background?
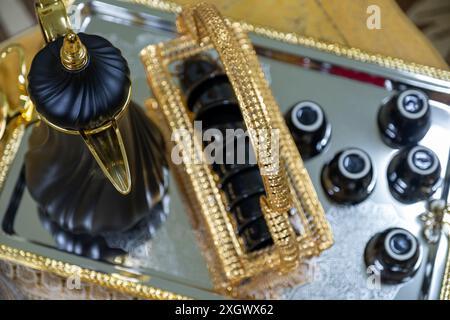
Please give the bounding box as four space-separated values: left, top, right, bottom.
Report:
0 0 449 66
397 0 450 63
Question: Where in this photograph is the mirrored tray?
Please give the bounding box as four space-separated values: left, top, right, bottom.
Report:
0 0 449 299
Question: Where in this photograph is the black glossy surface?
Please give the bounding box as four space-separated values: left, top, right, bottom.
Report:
38 196 168 259
387 145 441 203
5 159 168 261
222 167 265 206
25 102 169 236
28 33 131 131
285 101 331 159
364 227 422 284
378 89 431 148
321 148 375 204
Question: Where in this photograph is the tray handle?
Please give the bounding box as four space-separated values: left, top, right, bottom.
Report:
177 3 299 270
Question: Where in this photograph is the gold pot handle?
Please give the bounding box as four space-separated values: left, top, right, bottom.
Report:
80 119 131 195
35 0 132 194
35 0 72 43
177 3 291 211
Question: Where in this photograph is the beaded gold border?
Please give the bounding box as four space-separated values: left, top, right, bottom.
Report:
130 0 450 81
140 3 333 297
0 245 189 300
442 259 450 299
441 241 450 300
440 209 450 300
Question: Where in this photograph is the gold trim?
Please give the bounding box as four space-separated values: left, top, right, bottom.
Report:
80 119 132 195
0 92 8 141
442 248 450 299
0 44 30 131
0 244 189 300
38 87 131 136
140 3 332 297
0 45 27 104
36 0 72 43
141 39 247 286
440 207 450 300
0 43 29 188
0 119 25 190
130 0 450 81
60 31 89 71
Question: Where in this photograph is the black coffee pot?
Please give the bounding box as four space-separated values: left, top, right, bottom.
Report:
25 0 169 239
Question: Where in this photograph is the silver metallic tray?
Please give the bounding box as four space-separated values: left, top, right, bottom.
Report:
0 0 449 299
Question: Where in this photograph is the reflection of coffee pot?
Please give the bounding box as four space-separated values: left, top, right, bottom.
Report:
25 0 169 238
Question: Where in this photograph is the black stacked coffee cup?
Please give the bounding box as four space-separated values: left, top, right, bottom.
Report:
180 55 273 252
